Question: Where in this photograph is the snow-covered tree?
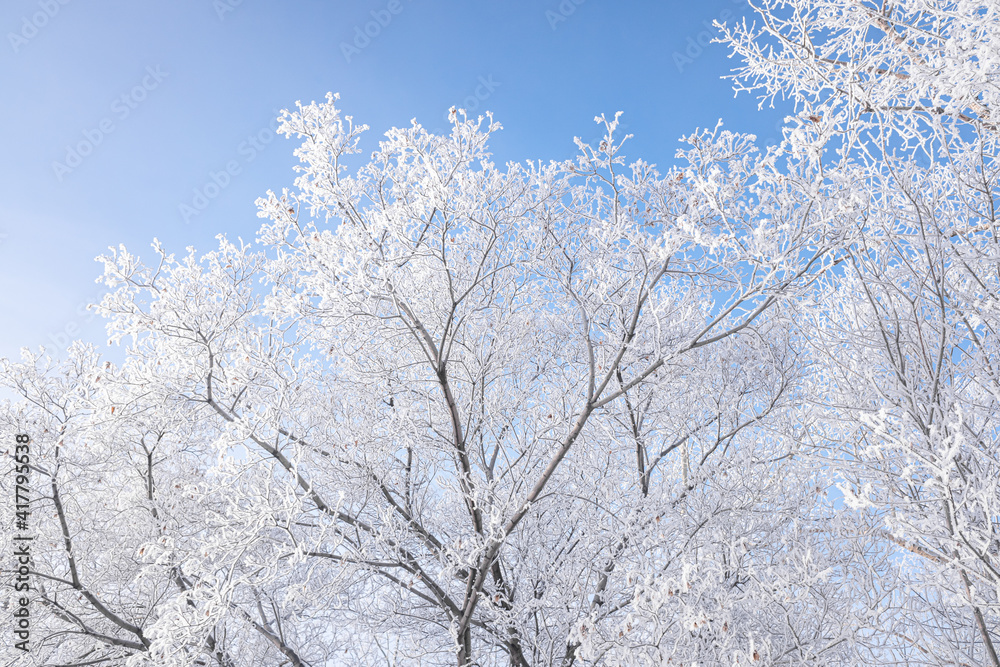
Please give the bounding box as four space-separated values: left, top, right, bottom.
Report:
724 1 1000 664
1 98 844 666
2 1 998 665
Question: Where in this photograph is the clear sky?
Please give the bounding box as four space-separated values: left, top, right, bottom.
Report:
0 0 791 362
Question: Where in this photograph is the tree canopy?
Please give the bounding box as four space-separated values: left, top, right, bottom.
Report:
3 1 999 665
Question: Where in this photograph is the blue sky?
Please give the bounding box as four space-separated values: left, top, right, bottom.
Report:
0 0 791 361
